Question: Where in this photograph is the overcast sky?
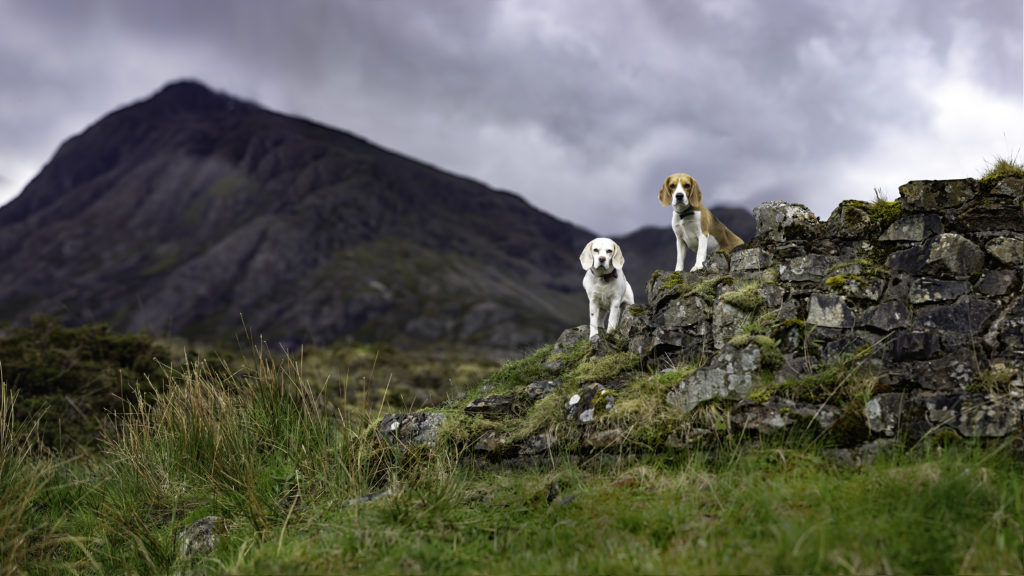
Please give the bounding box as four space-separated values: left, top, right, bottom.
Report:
0 0 1021 235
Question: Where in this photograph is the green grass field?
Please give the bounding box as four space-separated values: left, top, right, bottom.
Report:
3 340 1023 575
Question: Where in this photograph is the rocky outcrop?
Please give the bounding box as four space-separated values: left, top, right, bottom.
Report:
377 178 1024 461
643 179 1022 441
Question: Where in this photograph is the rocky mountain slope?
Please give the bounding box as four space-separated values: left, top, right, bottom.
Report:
380 177 1024 461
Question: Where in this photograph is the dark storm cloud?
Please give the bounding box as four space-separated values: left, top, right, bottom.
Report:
0 0 1019 234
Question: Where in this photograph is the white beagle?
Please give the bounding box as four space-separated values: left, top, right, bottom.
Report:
579 237 635 339
658 173 744 271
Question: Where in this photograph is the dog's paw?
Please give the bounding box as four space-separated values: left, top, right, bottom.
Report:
689 264 705 272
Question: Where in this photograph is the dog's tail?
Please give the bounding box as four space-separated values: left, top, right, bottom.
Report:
713 216 745 251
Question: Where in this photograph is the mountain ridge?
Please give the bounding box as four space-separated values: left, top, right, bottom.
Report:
0 80 753 351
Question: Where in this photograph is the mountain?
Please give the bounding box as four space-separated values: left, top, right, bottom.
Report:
0 80 753 351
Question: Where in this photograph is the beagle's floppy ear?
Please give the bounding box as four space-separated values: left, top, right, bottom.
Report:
612 241 625 268
687 176 703 205
579 240 595 270
658 176 673 207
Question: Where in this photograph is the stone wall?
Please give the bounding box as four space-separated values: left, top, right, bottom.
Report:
625 177 1023 442
378 178 1024 459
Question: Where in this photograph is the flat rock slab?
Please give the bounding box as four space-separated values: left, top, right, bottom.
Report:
379 412 446 446
666 343 763 413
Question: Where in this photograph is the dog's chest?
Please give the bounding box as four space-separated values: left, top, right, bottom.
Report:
673 213 705 248
586 274 622 305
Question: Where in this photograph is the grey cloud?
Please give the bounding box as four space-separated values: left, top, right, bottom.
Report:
0 0 1019 234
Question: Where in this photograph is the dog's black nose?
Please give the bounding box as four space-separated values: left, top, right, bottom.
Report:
675 193 684 199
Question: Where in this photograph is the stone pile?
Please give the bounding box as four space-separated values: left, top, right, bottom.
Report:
378 178 1024 459
628 177 1023 441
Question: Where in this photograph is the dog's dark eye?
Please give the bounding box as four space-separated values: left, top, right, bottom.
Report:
683 183 691 190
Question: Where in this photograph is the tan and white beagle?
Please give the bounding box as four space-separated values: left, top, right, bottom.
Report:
658 173 744 271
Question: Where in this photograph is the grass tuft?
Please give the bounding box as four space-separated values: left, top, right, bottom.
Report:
981 152 1024 185
565 351 641 386
472 344 553 398
0 380 56 575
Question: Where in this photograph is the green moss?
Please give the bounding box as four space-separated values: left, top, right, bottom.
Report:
824 274 865 290
566 363 705 450
868 197 902 228
512 386 574 441
436 412 499 448
720 281 765 313
824 259 889 299
658 271 685 290
475 344 554 396
734 310 778 340
544 339 592 375
646 367 698 391
833 196 902 236
592 388 614 417
657 272 736 303
566 352 641 386
747 385 774 404
728 334 783 373
690 276 735 302
774 318 806 332
763 345 878 406
839 200 873 226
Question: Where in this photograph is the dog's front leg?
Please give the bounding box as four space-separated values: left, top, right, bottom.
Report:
691 235 709 271
589 299 601 338
675 237 687 272
608 297 624 332
597 307 609 335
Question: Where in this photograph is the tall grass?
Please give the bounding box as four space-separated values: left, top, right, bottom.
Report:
10 340 405 573
5 341 1024 574
0 379 53 575
981 152 1024 183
